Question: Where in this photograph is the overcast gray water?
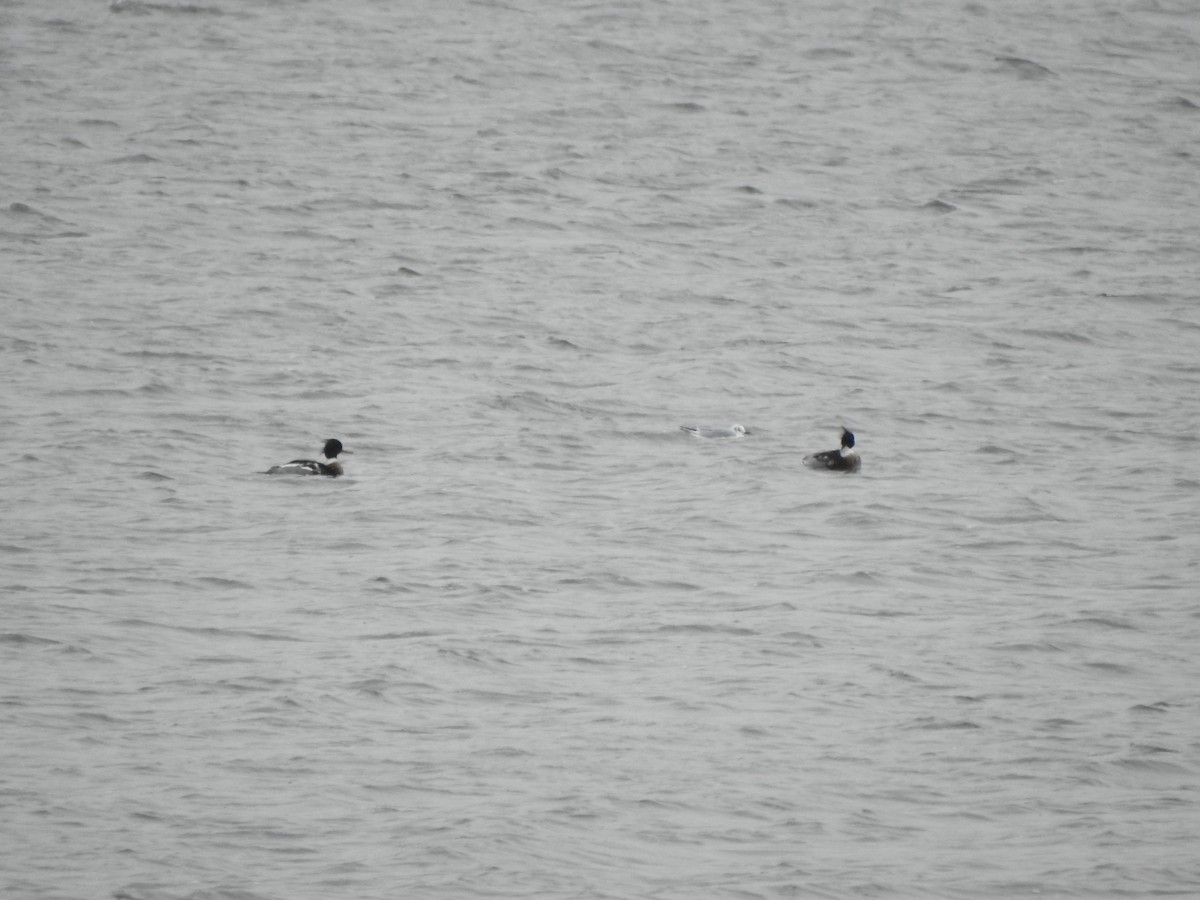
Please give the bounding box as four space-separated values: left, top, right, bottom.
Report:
3 0 1200 897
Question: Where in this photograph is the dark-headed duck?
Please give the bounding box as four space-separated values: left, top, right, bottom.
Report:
802 428 860 472
267 439 352 477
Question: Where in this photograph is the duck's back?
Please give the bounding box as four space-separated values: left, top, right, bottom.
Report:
267 459 328 476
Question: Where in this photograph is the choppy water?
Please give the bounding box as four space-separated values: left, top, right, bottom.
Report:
3 0 1200 897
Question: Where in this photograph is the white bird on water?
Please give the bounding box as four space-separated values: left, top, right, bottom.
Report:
679 423 749 439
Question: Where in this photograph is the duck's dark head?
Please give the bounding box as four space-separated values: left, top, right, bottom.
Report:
841 428 855 449
322 439 350 459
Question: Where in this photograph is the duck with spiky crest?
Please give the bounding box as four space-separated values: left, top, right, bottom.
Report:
802 428 860 472
267 439 352 477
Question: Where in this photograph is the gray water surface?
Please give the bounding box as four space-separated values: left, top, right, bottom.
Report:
3 0 1199 897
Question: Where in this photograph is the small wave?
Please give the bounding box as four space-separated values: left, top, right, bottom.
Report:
488 390 612 421
873 666 921 683
1038 717 1082 729
805 47 853 60
0 632 61 647
359 631 441 641
775 197 817 209
654 623 758 637
1128 743 1178 755
1112 755 1188 775
910 718 982 730
1067 616 1137 631
1129 702 1171 714
110 0 224 14
505 216 564 231
1019 328 1092 344
1083 661 1136 675
995 56 1057 78
104 153 160 164
1099 291 1170 304
991 641 1065 653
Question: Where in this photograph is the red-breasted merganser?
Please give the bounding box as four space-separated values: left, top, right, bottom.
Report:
267 439 352 477
802 428 861 472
